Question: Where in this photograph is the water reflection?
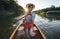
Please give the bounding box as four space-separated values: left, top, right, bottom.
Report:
35 13 60 39
0 12 60 39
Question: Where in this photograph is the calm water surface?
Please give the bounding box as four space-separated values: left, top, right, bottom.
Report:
35 14 60 39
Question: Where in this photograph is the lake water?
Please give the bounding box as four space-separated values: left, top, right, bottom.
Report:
35 14 60 39
0 13 60 39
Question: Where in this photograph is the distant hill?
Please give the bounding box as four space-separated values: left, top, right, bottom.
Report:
34 5 60 14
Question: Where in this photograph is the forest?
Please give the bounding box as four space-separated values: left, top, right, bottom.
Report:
0 0 24 39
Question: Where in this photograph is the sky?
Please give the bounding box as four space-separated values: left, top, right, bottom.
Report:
15 0 60 11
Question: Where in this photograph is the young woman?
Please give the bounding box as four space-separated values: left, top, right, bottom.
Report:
14 3 36 37
23 3 36 37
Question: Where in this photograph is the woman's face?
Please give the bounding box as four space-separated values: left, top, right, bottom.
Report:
28 6 33 12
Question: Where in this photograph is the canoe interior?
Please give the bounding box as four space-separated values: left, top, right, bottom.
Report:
10 24 46 39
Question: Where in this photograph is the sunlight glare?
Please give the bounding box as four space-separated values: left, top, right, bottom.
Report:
25 8 28 12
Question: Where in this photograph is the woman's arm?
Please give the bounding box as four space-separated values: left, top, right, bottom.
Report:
32 13 36 24
13 14 28 24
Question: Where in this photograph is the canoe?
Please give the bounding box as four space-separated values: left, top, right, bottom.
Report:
9 23 46 39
